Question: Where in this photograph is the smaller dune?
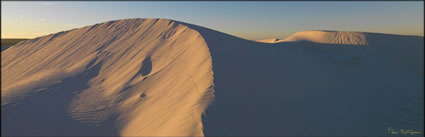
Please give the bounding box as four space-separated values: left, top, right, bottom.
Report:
280 30 368 45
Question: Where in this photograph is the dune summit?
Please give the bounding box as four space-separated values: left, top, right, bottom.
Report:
2 18 424 136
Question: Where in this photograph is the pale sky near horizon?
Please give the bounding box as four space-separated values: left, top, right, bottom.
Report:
1 2 424 40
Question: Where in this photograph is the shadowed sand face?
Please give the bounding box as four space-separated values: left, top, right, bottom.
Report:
180 22 423 136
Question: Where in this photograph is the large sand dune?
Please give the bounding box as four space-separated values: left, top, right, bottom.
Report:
2 18 424 136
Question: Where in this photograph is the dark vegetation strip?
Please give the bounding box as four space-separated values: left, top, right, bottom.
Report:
1 39 28 46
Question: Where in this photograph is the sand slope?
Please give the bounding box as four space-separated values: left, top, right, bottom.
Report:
2 18 424 136
2 18 213 136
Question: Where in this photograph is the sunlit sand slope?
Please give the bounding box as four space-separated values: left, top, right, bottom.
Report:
2 18 214 136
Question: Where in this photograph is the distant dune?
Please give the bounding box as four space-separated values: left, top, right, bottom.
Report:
280 30 369 45
2 18 423 136
257 31 369 45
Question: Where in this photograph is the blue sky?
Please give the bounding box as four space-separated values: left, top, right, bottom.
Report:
1 2 423 39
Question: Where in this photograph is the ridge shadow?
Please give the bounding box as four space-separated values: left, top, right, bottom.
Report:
180 21 424 136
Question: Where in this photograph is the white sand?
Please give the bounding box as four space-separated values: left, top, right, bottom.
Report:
2 18 423 136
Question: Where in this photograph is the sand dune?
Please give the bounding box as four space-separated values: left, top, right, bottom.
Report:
2 18 424 136
2 19 213 136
